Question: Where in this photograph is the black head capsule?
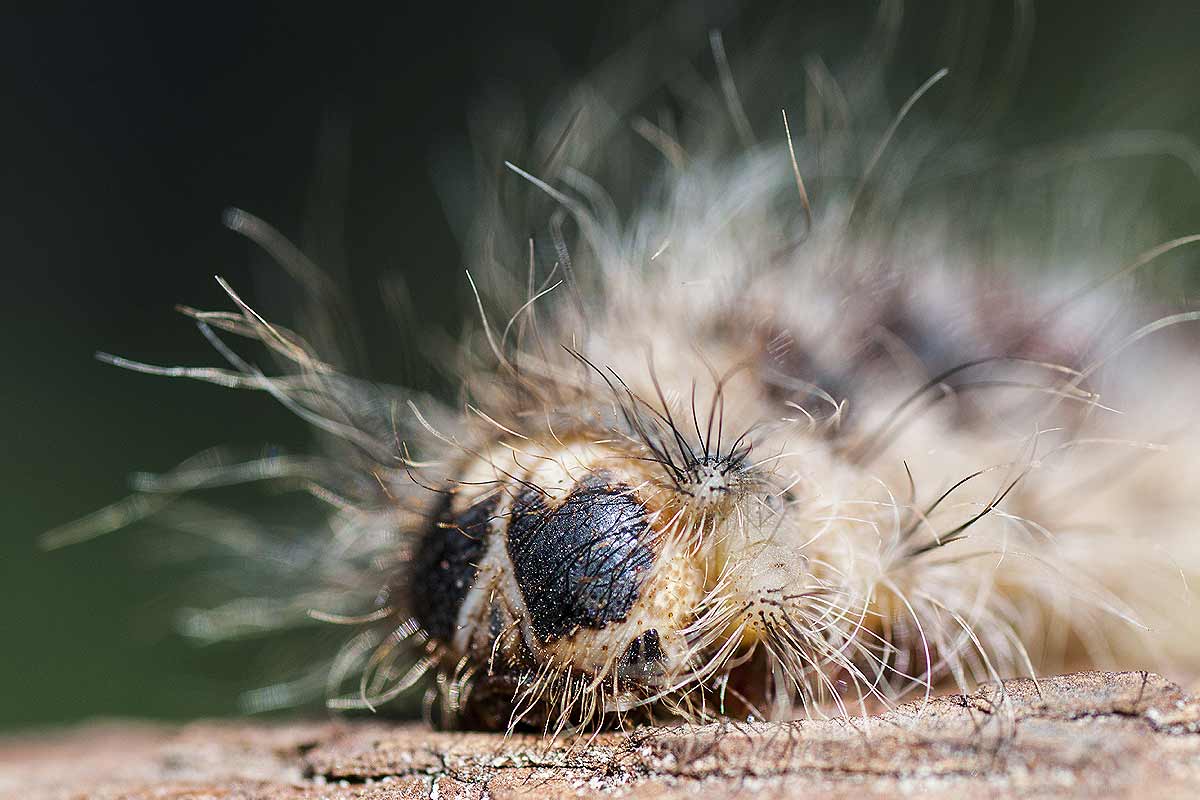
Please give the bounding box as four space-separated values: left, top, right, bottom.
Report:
507 472 655 643
402 440 709 728
408 492 496 643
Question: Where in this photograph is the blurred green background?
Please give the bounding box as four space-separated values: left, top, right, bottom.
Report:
4 1 1200 730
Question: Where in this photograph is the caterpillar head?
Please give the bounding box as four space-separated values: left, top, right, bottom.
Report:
390 327 898 729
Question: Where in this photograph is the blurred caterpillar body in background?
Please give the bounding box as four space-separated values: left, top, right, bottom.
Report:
49 3 1200 735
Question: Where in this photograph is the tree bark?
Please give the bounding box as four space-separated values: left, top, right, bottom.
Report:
5 671 1199 799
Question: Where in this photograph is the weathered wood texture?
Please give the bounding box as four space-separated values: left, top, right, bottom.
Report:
4 671 1199 799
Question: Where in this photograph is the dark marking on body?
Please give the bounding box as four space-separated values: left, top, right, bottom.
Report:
753 322 849 419
409 492 496 642
507 472 655 643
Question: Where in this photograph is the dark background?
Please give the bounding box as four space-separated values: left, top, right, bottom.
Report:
4 1 1199 730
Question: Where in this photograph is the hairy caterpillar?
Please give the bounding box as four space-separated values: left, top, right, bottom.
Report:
47 6 1200 737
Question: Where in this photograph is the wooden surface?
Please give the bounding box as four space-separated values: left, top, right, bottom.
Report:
4 671 1200 799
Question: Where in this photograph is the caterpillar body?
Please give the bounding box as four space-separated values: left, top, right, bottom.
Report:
54 12 1200 735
